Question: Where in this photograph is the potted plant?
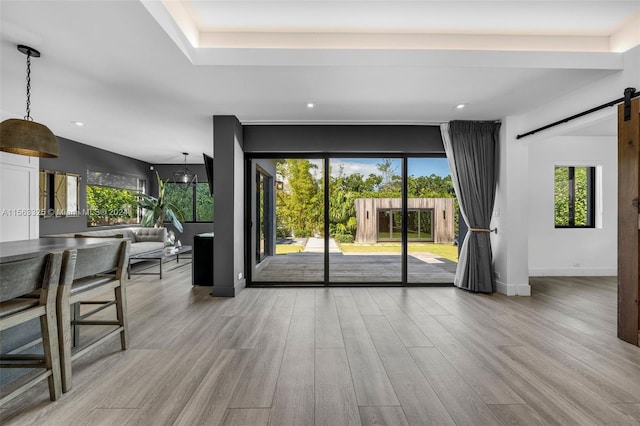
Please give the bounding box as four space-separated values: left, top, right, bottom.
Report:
138 171 185 233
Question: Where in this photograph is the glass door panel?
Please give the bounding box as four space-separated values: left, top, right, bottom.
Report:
329 158 402 283
256 172 267 263
407 158 457 284
378 210 391 239
252 158 324 283
419 210 433 240
391 210 403 240
407 210 419 239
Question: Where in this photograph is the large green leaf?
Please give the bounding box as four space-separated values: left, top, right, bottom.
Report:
136 171 185 232
165 208 184 233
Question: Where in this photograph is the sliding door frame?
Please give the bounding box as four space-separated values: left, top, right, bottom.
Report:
245 152 449 287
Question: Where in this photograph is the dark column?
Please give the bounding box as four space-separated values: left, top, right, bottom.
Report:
212 116 245 297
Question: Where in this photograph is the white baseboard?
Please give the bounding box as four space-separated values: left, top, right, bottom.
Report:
235 278 246 293
496 280 531 296
528 267 616 277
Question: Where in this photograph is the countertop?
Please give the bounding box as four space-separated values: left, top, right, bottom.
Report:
0 237 124 263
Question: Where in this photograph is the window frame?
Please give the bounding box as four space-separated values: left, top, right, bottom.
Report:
164 182 214 224
554 165 596 229
39 170 80 218
86 170 146 227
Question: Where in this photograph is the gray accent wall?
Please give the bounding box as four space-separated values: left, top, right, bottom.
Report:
213 116 246 297
243 125 444 154
39 137 154 236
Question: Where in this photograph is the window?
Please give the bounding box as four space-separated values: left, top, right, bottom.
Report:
164 182 213 223
377 208 433 241
86 170 145 227
39 170 80 217
554 166 595 228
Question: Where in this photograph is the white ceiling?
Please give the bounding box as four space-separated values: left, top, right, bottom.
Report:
186 0 636 35
0 1 637 164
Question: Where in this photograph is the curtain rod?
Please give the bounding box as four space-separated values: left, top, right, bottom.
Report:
516 87 638 140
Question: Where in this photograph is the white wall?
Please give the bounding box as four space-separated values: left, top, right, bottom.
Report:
492 116 531 296
493 45 639 294
0 152 39 242
233 135 245 289
528 136 617 276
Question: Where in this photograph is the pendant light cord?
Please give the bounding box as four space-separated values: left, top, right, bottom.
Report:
24 51 32 121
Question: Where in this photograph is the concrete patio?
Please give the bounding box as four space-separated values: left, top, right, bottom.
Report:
254 238 457 283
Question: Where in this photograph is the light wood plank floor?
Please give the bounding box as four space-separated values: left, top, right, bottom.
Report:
2 269 640 425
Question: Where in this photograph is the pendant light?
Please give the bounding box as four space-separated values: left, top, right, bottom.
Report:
0 45 59 158
173 152 197 190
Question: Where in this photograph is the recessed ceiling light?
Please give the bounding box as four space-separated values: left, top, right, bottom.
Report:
307 103 315 108
455 104 466 109
72 121 84 126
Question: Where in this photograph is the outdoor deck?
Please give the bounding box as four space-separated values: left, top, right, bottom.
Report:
253 252 457 283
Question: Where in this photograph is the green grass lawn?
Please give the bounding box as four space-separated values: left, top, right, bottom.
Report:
275 244 305 255
275 241 458 262
338 242 458 262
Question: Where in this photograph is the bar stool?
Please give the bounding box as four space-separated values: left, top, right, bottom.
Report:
0 252 63 404
57 240 130 392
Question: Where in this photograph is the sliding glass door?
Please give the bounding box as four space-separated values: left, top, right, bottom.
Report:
252 158 325 283
327 157 403 282
407 158 457 283
249 155 456 285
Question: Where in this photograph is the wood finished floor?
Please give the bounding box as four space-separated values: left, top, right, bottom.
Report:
2 268 640 425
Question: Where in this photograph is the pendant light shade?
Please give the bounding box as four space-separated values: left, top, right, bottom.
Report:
0 45 59 158
173 152 197 190
0 118 58 158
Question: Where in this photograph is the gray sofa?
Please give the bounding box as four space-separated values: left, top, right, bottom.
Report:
44 227 167 257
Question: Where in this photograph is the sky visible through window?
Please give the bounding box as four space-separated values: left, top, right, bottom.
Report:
308 157 450 178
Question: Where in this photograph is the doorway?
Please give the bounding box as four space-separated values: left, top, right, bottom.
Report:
248 155 457 285
252 158 325 283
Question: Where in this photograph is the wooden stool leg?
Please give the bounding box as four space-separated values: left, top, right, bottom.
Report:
40 309 62 400
114 285 128 350
57 286 73 392
72 303 80 346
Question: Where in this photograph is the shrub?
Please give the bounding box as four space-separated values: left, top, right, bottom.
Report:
276 226 290 238
333 233 354 243
346 216 357 234
294 229 311 238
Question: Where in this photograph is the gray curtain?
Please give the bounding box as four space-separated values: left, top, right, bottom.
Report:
441 121 500 293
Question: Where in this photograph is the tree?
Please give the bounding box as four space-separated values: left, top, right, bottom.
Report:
275 158 458 241
276 159 323 237
86 186 138 226
407 174 455 198
376 159 401 193
196 183 214 222
164 184 194 221
328 176 357 236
